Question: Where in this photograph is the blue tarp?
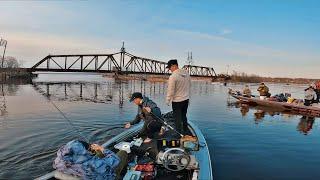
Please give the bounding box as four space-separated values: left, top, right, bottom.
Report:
53 140 120 180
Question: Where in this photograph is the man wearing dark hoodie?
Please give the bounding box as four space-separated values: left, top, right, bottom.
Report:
125 92 163 143
166 59 191 135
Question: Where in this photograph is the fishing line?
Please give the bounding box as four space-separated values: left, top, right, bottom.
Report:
104 126 124 131
48 100 90 143
107 123 127 126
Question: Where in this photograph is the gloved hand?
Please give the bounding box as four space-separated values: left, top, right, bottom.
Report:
124 123 131 129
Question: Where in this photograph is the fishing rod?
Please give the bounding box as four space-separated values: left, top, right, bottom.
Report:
148 110 184 138
48 100 90 143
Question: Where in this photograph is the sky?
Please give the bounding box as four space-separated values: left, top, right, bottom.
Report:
0 0 319 78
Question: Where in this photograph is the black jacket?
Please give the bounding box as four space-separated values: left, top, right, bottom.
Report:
130 96 162 137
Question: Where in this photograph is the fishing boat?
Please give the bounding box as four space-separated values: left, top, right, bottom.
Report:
229 90 320 117
36 114 213 180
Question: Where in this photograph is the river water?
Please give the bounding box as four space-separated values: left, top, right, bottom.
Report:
0 73 319 180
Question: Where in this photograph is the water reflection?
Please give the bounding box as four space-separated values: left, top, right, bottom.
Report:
0 85 8 117
2 77 320 179
297 116 315 135
227 98 317 134
32 82 115 104
0 83 21 117
31 80 169 108
239 104 249 116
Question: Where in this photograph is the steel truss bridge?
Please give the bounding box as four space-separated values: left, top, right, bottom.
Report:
30 45 217 78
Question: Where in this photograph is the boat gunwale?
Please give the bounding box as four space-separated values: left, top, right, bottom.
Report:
230 92 320 117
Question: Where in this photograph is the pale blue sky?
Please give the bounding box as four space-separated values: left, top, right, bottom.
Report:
0 1 319 78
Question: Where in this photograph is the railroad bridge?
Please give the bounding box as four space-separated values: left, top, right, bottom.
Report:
29 44 217 78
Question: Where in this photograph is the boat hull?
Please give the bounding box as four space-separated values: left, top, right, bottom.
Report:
36 121 213 180
230 94 320 117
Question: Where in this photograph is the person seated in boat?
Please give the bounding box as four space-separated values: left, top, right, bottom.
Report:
257 83 270 100
304 86 316 106
53 140 128 179
242 85 252 97
125 92 163 143
271 93 288 102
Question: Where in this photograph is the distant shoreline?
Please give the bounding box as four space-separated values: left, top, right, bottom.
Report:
0 69 318 85
227 71 319 84
105 73 319 84
229 75 319 84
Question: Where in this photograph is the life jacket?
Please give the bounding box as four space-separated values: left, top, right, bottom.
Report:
257 85 269 96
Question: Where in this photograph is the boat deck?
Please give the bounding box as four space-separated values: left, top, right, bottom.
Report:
36 116 213 180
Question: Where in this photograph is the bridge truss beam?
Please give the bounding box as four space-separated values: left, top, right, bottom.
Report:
31 50 216 78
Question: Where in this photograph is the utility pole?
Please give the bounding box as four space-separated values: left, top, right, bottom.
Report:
0 38 8 68
186 51 193 66
226 64 230 75
120 41 125 71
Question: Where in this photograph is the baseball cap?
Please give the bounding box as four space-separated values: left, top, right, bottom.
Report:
129 92 143 102
166 59 178 69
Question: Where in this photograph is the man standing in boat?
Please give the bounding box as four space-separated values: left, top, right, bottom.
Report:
166 59 191 135
257 83 270 100
125 92 163 143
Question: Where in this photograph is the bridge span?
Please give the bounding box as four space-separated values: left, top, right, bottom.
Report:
29 45 217 78
0 45 218 80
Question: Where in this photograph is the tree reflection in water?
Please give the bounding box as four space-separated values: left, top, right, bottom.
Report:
0 83 20 117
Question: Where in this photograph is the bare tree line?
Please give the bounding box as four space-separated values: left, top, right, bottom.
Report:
230 71 319 84
0 56 23 68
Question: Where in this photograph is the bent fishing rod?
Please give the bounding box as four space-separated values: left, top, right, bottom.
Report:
148 110 184 138
48 100 90 143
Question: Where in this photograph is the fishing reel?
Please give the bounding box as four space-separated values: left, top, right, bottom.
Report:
158 148 191 171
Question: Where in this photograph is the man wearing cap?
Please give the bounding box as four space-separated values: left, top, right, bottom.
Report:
304 86 316 106
257 82 270 100
125 92 163 143
166 59 191 135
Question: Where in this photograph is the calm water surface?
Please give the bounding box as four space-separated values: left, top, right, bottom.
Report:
0 73 319 180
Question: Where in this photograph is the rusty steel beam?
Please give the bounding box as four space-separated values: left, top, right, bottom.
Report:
83 56 97 70
68 56 81 69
